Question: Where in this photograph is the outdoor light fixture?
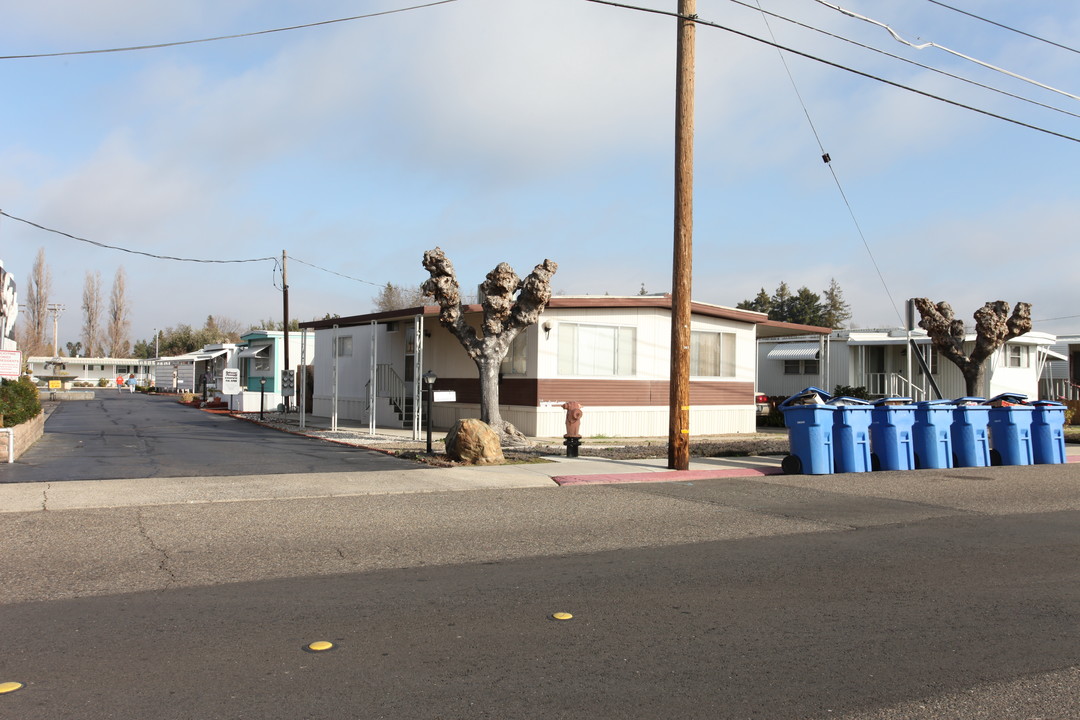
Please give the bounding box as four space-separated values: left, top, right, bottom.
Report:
423 371 437 454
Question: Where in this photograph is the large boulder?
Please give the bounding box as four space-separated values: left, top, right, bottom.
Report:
445 418 505 465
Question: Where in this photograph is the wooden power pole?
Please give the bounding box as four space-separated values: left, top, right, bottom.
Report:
282 249 290 411
668 0 696 471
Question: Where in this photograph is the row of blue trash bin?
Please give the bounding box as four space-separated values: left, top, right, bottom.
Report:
778 387 1068 475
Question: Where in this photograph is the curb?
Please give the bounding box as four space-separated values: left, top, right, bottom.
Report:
553 466 784 486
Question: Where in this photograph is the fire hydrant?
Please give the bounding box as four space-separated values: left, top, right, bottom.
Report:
561 401 583 458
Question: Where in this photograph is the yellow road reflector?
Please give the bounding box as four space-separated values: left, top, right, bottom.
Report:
0 682 24 694
551 612 573 621
306 641 335 652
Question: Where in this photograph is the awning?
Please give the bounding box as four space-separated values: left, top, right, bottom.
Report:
237 345 270 359
194 349 229 361
766 343 820 361
1038 347 1068 361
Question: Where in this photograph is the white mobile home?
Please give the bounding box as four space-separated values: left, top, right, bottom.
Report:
759 328 1058 401
301 296 828 438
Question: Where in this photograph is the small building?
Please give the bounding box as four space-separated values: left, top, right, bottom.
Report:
1039 333 1079 401
153 345 239 394
300 296 828 438
26 356 154 388
758 328 1059 401
228 330 315 413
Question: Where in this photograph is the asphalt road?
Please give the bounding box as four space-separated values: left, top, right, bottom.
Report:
1 397 1079 718
0 393 423 483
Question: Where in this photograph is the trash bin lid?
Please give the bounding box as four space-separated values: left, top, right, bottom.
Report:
915 399 956 408
988 393 1028 404
780 386 832 407
871 397 912 406
827 396 871 406
1031 400 1066 407
953 397 986 406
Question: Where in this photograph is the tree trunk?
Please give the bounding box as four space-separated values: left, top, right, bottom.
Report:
962 363 984 397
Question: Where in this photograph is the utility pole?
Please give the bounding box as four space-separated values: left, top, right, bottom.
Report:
47 303 64 359
282 250 290 411
668 0 696 471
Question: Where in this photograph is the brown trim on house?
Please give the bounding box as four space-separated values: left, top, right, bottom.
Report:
432 378 753 407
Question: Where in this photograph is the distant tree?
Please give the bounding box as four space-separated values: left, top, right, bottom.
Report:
81 270 103 356
132 338 154 359
65 341 82 358
105 267 131 357
738 280 850 329
421 247 557 443
821 278 852 329
787 287 825 326
736 288 773 316
638 283 649 296
913 299 1032 397
19 248 51 356
251 318 300 332
373 282 427 312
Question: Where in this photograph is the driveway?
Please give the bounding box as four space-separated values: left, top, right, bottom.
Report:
0 393 425 483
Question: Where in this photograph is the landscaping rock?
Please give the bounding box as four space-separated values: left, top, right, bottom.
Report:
445 418 505 465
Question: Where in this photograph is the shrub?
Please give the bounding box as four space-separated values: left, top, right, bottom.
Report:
97 377 109 387
832 384 870 400
0 376 43 427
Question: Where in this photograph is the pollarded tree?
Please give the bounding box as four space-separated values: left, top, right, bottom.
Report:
913 298 1032 397
421 247 557 443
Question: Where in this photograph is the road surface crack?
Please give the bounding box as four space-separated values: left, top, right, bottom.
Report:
41 483 50 511
137 510 177 589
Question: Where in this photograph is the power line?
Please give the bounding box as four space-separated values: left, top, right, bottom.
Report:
924 0 1080 56
727 0 1080 122
0 209 277 264
810 0 1080 102
0 0 459 60
289 256 385 288
585 0 1080 144
751 1 906 327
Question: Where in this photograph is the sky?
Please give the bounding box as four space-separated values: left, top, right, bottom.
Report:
1 0 1078 350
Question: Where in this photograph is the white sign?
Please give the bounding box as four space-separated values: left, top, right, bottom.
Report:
0 350 20 379
433 390 457 403
221 368 241 395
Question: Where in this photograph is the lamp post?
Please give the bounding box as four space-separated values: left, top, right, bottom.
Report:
423 370 437 454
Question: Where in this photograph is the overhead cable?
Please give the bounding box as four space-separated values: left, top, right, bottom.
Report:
0 209 276 264
289 256 384 288
811 0 1080 103
584 0 1080 144
0 0 458 60
751 0 905 327
727 0 1080 121
924 0 1080 56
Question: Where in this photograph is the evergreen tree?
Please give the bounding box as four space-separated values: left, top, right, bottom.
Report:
821 278 852 329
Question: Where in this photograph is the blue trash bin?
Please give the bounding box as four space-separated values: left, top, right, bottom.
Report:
912 399 956 470
870 398 915 471
829 397 873 473
779 388 835 475
1031 401 1067 465
951 398 991 468
987 394 1034 466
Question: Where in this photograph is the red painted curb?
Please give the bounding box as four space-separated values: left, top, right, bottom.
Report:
553 466 783 486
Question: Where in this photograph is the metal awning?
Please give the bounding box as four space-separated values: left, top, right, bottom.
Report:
237 345 270 359
766 343 820 361
1039 347 1068 361
194 349 229 361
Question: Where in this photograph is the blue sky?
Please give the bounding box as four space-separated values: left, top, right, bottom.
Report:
1 0 1078 347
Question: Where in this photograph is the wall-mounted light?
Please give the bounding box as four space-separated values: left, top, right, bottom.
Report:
542 321 553 339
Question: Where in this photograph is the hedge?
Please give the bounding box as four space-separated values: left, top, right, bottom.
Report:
0 376 43 427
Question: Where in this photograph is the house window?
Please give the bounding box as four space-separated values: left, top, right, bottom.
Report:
1004 345 1029 368
690 331 736 377
333 336 353 358
558 323 635 376
915 347 939 375
784 359 818 375
253 354 271 371
500 333 527 375
117 365 130 374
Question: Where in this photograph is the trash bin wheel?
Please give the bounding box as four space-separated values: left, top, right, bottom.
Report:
913 453 922 470
781 455 802 475
990 449 1002 466
871 453 881 471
